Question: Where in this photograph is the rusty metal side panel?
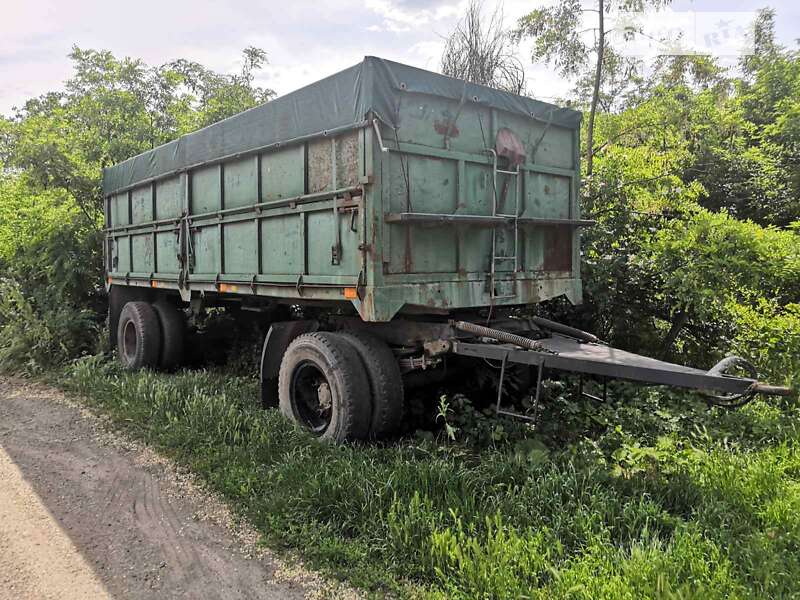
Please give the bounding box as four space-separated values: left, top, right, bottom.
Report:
131 186 152 224
336 133 360 189
155 177 183 220
307 139 331 194
183 129 364 283
262 145 304 201
380 90 579 278
308 131 360 193
224 156 259 210
542 226 573 272
109 192 129 227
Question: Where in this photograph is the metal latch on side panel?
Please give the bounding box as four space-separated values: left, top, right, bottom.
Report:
356 269 366 300
331 194 342 265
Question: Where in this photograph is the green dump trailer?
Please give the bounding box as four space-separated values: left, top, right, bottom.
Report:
104 57 790 442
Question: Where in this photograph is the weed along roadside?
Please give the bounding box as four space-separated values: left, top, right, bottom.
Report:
57 355 800 598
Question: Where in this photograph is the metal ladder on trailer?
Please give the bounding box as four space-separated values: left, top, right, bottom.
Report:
487 149 521 300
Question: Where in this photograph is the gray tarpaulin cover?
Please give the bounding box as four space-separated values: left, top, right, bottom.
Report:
102 56 582 196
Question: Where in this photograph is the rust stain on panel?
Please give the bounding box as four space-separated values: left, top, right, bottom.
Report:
543 226 572 272
307 131 360 193
433 120 459 137
307 138 331 193
336 132 360 188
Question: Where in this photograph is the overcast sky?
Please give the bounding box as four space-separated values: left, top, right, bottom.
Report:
1 0 798 115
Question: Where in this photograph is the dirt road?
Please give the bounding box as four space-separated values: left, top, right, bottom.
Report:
0 377 349 600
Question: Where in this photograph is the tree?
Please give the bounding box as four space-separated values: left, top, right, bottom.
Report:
441 0 526 94
678 11 800 227
167 46 275 129
0 46 277 370
561 7 800 358
4 46 275 221
514 0 670 177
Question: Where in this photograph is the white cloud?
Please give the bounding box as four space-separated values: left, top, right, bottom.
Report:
1 0 798 114
364 0 465 31
408 39 446 69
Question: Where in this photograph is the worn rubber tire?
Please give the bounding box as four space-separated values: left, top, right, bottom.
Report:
278 332 372 443
338 331 404 438
152 301 186 370
117 301 162 370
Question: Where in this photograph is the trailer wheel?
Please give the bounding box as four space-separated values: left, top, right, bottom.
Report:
339 331 404 438
152 301 186 370
278 332 372 442
117 301 162 370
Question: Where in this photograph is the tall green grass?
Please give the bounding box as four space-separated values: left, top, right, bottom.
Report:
61 356 800 598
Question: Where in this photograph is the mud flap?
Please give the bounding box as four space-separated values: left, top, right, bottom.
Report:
259 320 319 408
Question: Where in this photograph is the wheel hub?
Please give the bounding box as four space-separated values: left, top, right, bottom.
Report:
316 382 332 411
291 361 334 435
122 320 137 361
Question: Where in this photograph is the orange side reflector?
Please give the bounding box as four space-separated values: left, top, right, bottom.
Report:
150 281 159 288
343 287 358 299
219 284 239 293
107 276 112 285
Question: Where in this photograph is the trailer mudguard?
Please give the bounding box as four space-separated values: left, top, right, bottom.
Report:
259 320 318 407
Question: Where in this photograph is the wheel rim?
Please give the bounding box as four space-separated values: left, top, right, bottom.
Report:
122 320 138 362
290 361 333 434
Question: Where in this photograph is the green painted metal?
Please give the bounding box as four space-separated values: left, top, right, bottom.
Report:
104 58 584 322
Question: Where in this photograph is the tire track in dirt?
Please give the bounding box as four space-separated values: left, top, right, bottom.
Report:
0 377 358 600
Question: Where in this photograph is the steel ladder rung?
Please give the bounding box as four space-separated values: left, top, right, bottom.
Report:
488 149 521 300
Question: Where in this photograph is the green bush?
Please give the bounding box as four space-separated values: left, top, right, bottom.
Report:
729 300 800 388
0 170 104 372
646 210 800 316
642 210 800 370
0 278 97 374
